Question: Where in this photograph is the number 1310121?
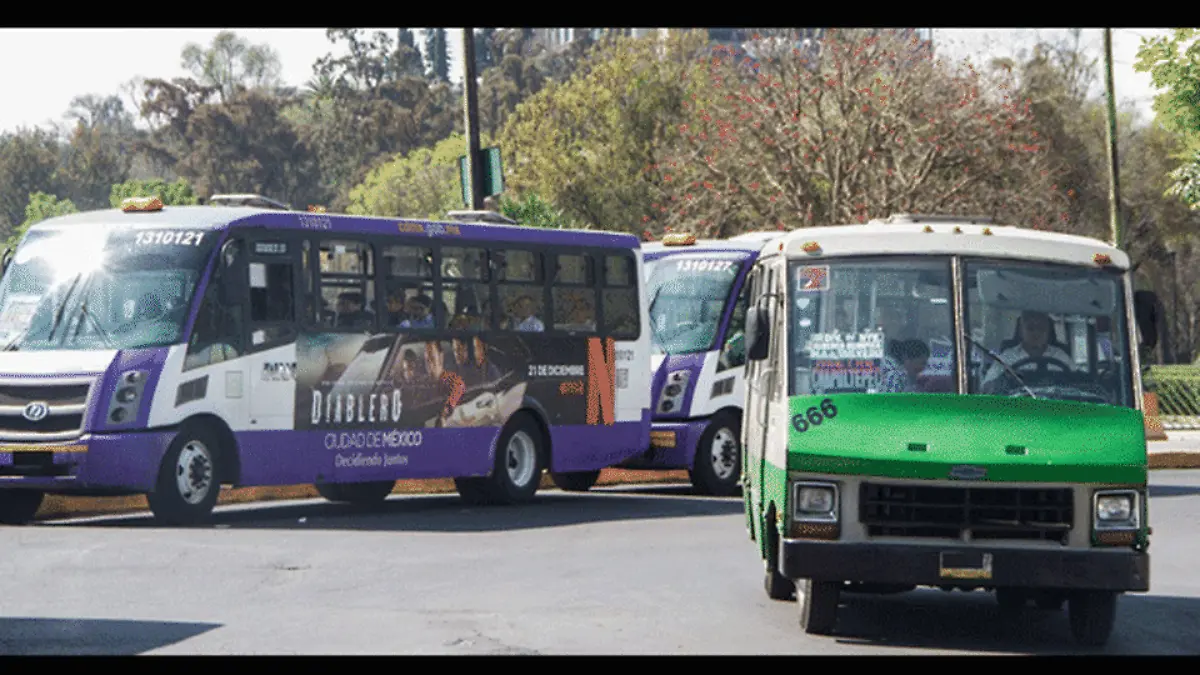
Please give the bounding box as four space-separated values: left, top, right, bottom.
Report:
136 230 205 246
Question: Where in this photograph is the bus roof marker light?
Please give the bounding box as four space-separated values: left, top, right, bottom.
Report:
662 233 696 246
121 196 163 212
953 226 963 234
802 241 821 254
1094 253 1112 266
923 225 934 233
982 227 994 235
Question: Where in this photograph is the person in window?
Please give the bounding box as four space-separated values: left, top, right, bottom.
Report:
385 289 408 328
400 295 434 329
335 292 370 327
881 339 930 393
981 310 1076 389
508 295 544 332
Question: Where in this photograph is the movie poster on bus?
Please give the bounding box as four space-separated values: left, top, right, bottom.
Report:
293 331 620 432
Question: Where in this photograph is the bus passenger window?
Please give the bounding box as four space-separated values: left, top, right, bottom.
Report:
185 266 244 371
443 282 491 330
602 254 638 339
318 240 375 330
496 249 544 332
385 285 435 330
551 254 596 332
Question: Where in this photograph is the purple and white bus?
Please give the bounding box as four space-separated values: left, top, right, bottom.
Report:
0 197 651 525
609 231 779 496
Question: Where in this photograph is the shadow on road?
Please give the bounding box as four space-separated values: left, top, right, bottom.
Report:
597 483 743 499
1148 484 1200 498
0 617 221 655
823 589 1200 654
44 489 745 533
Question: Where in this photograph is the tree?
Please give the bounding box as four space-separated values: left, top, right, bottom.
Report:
110 178 199 207
5 192 77 250
345 131 496 219
1134 29 1200 210
642 29 1069 239
474 28 500 70
0 127 65 237
181 30 285 102
58 94 141 209
498 192 577 228
425 28 450 82
499 30 712 231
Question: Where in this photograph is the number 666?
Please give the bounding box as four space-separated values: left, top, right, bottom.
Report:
792 398 837 433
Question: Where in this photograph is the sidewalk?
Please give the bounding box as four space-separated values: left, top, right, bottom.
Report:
1149 429 1200 469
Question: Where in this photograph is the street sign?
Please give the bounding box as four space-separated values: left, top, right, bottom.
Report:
458 147 504 206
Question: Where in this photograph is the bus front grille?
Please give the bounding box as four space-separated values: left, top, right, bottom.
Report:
859 482 1074 545
0 377 96 441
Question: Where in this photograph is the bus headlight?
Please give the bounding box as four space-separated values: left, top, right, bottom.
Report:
789 481 840 539
1094 490 1139 530
657 369 691 414
108 369 149 425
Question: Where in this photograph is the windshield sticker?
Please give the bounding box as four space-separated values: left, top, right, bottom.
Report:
797 265 829 292
806 331 885 359
135 230 206 247
0 296 39 332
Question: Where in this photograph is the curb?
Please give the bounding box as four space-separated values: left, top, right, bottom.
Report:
1149 452 1200 470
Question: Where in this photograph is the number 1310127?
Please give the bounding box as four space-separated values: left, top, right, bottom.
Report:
136 230 205 246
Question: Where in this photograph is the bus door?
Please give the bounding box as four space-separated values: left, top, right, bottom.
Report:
743 263 769 527
243 235 303 430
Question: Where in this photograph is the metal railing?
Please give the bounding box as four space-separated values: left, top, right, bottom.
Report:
1147 365 1200 430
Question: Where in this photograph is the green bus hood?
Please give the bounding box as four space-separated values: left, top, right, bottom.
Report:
785 394 1147 485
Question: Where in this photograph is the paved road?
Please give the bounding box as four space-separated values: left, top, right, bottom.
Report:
1 472 1199 654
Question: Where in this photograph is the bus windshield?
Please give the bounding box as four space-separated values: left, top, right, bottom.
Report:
645 252 747 356
785 256 1134 408
0 225 217 352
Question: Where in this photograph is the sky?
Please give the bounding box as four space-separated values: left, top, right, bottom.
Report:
0 28 1176 136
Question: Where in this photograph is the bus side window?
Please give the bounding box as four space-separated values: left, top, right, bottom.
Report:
495 248 545 332
184 265 243 371
719 280 749 371
381 243 435 330
317 240 375 331
550 252 596 333
248 260 295 347
440 246 490 330
601 254 639 339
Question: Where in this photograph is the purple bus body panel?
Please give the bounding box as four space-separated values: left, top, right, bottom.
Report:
89 348 173 432
652 352 707 422
618 419 709 470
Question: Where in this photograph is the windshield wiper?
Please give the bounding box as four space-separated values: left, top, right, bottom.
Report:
68 296 115 349
962 330 1039 399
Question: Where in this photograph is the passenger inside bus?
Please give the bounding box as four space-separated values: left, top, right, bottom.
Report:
981 310 1077 389
881 339 930 393
505 295 544 332
399 294 435 329
335 291 372 327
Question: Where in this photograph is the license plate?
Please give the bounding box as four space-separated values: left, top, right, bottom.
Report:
939 551 993 580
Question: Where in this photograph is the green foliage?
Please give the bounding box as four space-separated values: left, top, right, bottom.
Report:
109 178 199 207
345 132 495 219
498 192 576 229
1135 29 1200 210
6 192 77 249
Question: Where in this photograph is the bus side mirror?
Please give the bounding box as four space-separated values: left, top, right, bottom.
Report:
746 303 771 361
1 248 12 275
1133 290 1159 351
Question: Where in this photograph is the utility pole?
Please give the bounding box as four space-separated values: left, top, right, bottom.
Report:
461 27 485 210
1103 28 1123 249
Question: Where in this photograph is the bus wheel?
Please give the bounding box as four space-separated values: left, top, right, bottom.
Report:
550 470 601 492
1068 590 1118 647
146 427 222 526
690 413 742 497
315 481 395 505
463 413 545 506
0 489 44 525
797 578 841 635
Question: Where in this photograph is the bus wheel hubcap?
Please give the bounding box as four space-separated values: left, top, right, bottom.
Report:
176 441 213 504
506 431 536 487
711 428 738 480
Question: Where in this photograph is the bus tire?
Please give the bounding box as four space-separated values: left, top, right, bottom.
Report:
0 489 44 525
476 413 545 505
315 480 395 505
690 412 742 497
797 578 841 635
1068 590 1118 647
550 470 601 492
146 426 222 526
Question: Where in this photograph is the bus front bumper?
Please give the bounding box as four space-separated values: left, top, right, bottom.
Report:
0 431 175 493
780 540 1149 592
618 419 707 469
